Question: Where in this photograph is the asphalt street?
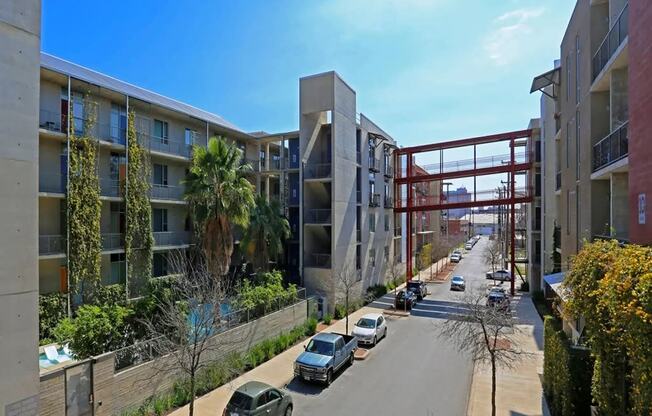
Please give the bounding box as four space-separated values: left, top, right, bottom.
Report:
289 237 496 416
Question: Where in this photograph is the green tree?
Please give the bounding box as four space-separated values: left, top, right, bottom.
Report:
241 196 290 271
184 137 255 278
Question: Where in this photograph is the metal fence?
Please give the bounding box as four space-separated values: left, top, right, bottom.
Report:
150 184 184 201
113 288 307 371
592 122 628 172
304 163 331 179
39 235 65 255
304 209 331 224
592 3 629 81
153 231 191 247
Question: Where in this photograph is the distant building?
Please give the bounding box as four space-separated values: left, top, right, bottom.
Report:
460 213 499 235
444 186 472 218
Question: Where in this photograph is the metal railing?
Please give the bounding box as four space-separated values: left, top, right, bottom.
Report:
137 132 192 159
100 177 121 198
151 184 184 201
394 227 402 237
39 109 65 133
265 157 282 171
39 172 66 194
306 253 331 268
304 163 331 179
369 156 380 172
304 209 331 224
113 288 307 371
592 3 629 81
384 195 394 208
384 165 394 178
592 122 628 172
555 171 561 190
153 231 191 247
242 158 260 172
39 235 65 255
102 233 124 250
369 193 380 207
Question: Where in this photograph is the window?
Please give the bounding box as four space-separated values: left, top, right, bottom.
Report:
369 179 376 196
369 212 376 232
153 119 168 143
110 202 125 234
153 208 168 232
576 187 581 248
266 390 281 404
575 111 580 180
110 104 127 144
109 253 126 284
566 121 571 169
72 92 85 135
153 253 168 277
369 248 376 267
566 191 571 235
356 245 361 270
153 164 168 186
384 245 390 261
384 214 389 232
185 128 197 146
575 35 580 104
566 55 571 101
110 152 125 181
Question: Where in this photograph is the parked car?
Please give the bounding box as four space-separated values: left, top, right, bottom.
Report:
465 242 473 250
486 292 511 311
453 250 463 259
294 332 357 385
450 275 466 291
352 313 387 346
407 280 428 300
486 284 506 296
394 289 418 310
450 252 462 263
485 269 512 282
223 381 293 416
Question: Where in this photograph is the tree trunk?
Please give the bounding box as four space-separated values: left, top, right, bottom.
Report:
189 371 196 416
491 355 496 416
345 295 349 334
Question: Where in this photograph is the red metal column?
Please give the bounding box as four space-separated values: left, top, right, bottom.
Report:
510 139 516 296
406 152 413 281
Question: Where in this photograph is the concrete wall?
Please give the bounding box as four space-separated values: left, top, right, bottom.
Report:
628 0 652 244
0 1 41 414
38 300 308 416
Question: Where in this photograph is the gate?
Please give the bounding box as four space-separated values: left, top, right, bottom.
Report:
65 361 93 416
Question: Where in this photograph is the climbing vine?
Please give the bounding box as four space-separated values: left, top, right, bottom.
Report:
67 98 102 305
124 110 153 298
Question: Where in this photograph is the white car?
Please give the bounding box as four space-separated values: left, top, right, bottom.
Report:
486 269 512 282
351 313 387 346
465 242 473 250
450 253 462 263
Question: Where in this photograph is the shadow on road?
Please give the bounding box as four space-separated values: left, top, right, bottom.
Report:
285 367 347 396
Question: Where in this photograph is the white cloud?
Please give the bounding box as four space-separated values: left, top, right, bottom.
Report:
484 7 545 66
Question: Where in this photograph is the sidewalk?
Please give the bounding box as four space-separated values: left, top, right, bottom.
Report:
168 304 382 416
415 256 453 283
466 293 550 416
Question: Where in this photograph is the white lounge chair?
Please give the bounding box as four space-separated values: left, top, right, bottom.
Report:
62 344 72 357
44 345 59 362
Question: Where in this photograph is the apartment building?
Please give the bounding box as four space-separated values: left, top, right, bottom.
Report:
526 119 543 290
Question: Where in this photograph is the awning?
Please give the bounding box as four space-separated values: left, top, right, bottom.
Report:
530 67 560 96
543 272 567 302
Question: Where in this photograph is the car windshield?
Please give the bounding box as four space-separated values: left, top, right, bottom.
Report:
306 339 334 356
356 318 376 328
397 291 406 299
407 282 420 288
228 391 253 410
452 277 463 282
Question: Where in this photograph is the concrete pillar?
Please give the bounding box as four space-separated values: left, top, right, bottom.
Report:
610 68 629 129
611 172 629 239
0 0 41 414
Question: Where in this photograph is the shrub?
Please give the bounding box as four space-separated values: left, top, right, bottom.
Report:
334 304 346 320
95 284 126 306
39 292 68 344
323 313 332 325
234 270 298 317
366 284 387 300
304 317 317 336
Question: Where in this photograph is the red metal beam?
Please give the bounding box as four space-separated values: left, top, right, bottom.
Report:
394 162 532 185
394 195 533 213
395 129 532 155
510 139 516 296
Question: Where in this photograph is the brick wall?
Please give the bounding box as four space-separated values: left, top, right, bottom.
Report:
39 300 308 415
628 0 652 244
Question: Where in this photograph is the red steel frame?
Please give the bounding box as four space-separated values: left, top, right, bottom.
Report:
394 129 533 296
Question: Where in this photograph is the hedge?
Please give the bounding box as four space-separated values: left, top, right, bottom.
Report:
543 315 593 416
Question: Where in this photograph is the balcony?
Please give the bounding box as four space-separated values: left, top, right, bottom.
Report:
356 151 361 164
153 231 191 247
369 156 380 172
304 209 331 225
39 109 65 134
592 3 629 81
394 227 402 238
304 163 332 180
383 165 394 178
151 184 184 201
356 190 361 204
102 233 124 251
356 228 361 243
137 132 192 159
556 171 561 191
39 172 66 194
369 193 380 207
265 157 282 171
100 177 121 198
306 253 331 268
242 158 260 172
39 235 65 256
384 195 394 209
592 122 628 172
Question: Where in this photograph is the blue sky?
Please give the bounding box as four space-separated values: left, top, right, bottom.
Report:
42 0 574 193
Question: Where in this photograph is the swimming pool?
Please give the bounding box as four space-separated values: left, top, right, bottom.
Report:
39 345 74 369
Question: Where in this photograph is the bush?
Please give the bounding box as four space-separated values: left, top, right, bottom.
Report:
323 313 332 325
366 284 387 300
234 270 298 318
39 292 68 344
53 303 134 359
520 280 530 292
304 317 317 336
334 303 346 320
95 284 126 306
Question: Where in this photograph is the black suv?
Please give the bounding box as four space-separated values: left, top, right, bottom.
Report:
406 280 428 300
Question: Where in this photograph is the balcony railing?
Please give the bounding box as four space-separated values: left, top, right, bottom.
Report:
39 172 66 194
39 109 65 134
304 209 331 224
555 171 561 190
102 233 124 250
384 165 394 178
137 132 192 159
369 193 380 207
304 163 332 179
100 177 121 198
266 157 282 171
394 227 402 237
384 195 394 208
592 122 629 172
151 184 184 201
153 231 191 247
306 253 331 268
592 3 629 81
39 235 65 255
369 156 380 172
242 158 260 172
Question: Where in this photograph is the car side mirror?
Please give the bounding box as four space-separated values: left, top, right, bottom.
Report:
303 345 306 350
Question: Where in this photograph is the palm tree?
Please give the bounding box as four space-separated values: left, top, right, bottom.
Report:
241 195 291 271
184 136 255 278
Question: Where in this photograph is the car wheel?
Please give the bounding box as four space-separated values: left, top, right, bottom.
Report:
372 336 377 347
326 369 333 386
384 327 388 339
284 405 293 416
349 352 355 366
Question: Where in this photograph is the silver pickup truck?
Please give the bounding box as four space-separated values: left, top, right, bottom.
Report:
294 332 357 385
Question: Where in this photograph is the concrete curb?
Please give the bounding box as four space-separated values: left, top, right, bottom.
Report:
354 348 370 360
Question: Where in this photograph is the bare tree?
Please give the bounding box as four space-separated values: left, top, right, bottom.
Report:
140 251 241 416
484 239 502 282
437 294 528 416
430 238 451 279
335 263 360 334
